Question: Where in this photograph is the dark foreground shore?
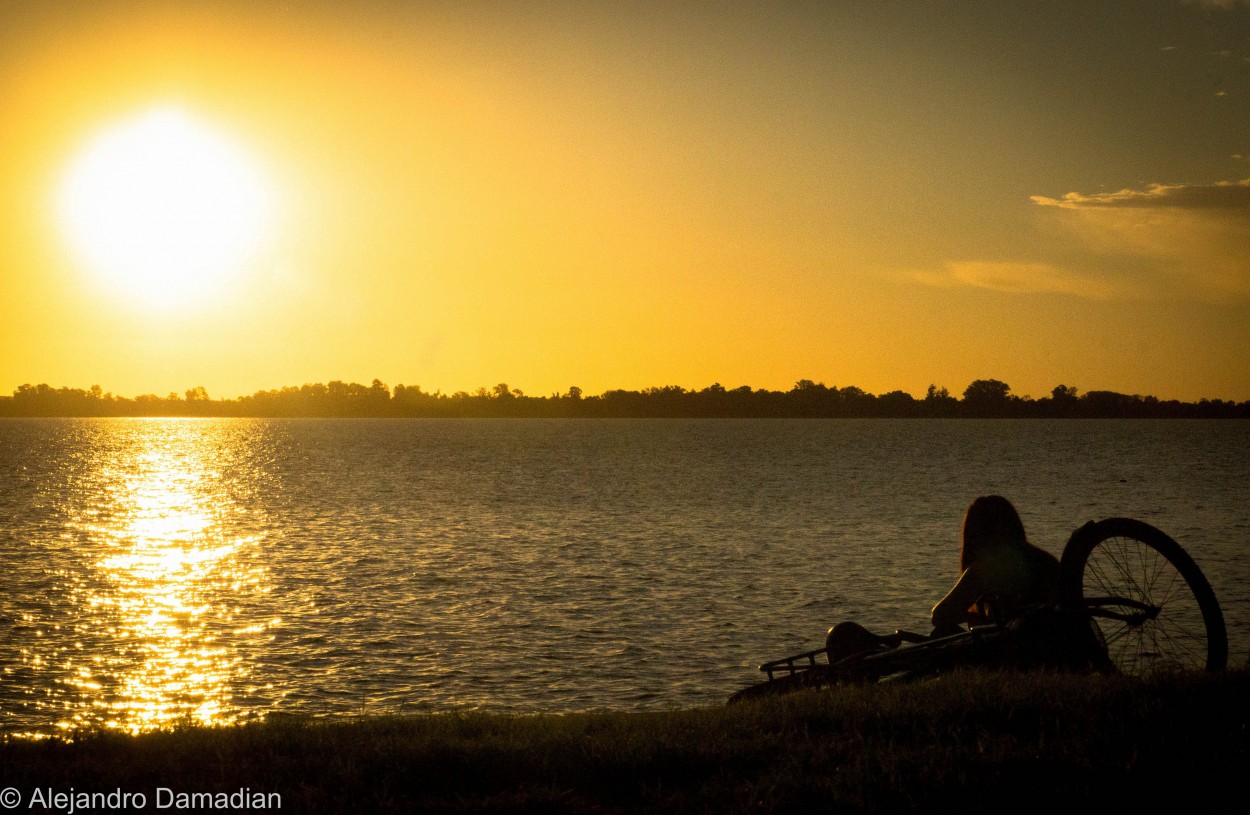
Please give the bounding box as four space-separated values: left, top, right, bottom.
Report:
3 670 1248 813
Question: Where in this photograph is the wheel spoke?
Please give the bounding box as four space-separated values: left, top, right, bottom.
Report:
1155 568 1186 608
1100 624 1133 649
1085 553 1119 598
1140 540 1160 602
1097 537 1145 600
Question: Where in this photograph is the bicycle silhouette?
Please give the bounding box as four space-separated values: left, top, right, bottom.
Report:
730 518 1227 703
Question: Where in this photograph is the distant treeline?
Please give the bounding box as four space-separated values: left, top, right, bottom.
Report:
1 379 1247 418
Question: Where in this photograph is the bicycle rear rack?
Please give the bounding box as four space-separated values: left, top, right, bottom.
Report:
760 647 827 681
757 629 934 681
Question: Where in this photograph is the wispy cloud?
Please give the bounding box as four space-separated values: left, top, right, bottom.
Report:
1030 178 1250 210
910 261 1125 300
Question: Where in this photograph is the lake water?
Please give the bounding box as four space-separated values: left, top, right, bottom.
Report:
1 418 1247 736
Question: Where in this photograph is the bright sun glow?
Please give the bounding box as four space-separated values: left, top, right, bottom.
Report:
57 107 272 307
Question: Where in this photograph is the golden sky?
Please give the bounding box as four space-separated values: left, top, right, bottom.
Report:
2 1 1249 401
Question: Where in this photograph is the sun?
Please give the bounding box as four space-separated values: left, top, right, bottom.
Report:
56 107 272 308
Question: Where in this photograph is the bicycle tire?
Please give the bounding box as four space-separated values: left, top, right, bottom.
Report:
1058 518 1227 674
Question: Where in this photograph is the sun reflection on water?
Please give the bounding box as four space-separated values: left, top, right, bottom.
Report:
48 420 273 735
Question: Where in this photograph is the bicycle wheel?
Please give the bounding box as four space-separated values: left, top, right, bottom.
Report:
1059 518 1227 674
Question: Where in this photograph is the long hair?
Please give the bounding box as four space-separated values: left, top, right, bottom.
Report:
959 495 1028 571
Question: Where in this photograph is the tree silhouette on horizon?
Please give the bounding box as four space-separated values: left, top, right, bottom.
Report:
2 378 1246 419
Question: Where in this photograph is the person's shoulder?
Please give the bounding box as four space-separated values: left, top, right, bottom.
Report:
1027 543 1060 568
983 544 1057 578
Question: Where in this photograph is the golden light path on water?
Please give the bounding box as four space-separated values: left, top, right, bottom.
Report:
52 421 275 735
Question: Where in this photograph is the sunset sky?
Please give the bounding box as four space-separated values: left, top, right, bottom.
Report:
2 0 1248 401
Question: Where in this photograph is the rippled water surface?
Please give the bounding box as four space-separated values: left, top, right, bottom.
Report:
1 418 1247 735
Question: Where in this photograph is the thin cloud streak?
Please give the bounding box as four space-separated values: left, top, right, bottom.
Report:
1030 178 1250 210
909 261 1125 301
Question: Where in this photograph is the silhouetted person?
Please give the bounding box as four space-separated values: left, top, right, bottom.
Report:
825 495 1060 662
930 495 1059 633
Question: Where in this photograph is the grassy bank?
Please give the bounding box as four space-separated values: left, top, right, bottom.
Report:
3 670 1248 813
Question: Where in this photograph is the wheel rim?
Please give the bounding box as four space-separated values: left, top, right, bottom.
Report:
1082 532 1212 674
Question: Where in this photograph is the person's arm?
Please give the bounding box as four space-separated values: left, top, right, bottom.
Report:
931 566 983 630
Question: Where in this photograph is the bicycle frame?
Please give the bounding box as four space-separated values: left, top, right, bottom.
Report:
742 601 1130 699
1079 596 1161 627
